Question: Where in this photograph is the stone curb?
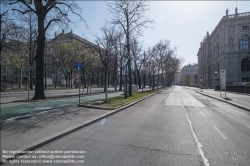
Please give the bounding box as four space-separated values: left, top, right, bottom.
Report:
0 89 165 165
196 91 250 112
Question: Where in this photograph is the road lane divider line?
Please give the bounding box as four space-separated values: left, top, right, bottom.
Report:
200 111 206 117
179 97 210 166
212 125 228 139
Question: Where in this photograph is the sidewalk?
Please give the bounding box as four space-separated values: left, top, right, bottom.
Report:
0 87 151 104
195 88 250 111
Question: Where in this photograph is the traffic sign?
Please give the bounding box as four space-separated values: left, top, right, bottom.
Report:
200 76 203 82
220 69 226 90
75 62 82 70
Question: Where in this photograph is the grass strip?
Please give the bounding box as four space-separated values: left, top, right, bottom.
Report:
82 87 166 109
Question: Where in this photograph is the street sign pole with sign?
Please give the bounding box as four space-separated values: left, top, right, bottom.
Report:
220 69 226 97
76 62 82 106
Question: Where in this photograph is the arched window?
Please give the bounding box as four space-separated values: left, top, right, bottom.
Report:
240 35 249 50
241 58 250 71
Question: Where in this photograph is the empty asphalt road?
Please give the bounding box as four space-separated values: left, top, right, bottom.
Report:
4 86 250 166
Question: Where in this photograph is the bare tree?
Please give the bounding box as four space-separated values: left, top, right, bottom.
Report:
137 48 152 88
96 26 119 101
130 38 142 87
116 33 127 91
163 48 181 86
49 45 61 88
107 0 153 96
152 40 171 88
0 1 18 86
15 11 38 89
10 0 85 99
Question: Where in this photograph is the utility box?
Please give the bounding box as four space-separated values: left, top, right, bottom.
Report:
132 85 138 93
124 85 138 94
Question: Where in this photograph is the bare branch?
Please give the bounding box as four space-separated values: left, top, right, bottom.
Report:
45 18 60 32
12 8 32 14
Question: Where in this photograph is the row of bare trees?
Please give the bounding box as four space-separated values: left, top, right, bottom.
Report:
1 0 183 100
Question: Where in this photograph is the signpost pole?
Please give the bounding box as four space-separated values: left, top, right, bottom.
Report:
200 76 203 92
76 62 82 106
220 69 226 97
79 70 80 106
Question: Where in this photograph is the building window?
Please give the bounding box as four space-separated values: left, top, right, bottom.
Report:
240 35 249 50
241 58 250 72
242 26 249 30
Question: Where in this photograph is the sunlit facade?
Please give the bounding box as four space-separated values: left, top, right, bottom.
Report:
197 8 250 87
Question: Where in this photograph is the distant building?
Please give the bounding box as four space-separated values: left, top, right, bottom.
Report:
45 30 102 86
197 8 250 87
174 70 182 85
181 63 198 86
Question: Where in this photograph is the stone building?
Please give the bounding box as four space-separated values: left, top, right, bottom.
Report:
197 8 250 87
181 63 198 86
45 30 101 87
174 70 182 85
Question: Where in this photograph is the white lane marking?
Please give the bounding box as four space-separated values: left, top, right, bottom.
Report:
200 111 206 117
212 125 228 140
181 103 210 166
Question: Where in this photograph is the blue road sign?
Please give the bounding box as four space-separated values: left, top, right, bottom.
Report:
126 69 128 75
76 62 82 70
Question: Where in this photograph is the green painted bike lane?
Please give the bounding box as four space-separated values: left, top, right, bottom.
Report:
0 92 123 121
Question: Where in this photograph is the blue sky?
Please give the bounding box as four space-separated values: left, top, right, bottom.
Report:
67 1 250 68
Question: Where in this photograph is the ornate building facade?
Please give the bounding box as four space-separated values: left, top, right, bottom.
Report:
197 8 250 87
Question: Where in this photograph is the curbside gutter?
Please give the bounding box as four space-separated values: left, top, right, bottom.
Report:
196 91 250 112
0 89 165 165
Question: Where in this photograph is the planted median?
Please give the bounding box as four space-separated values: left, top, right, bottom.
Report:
81 87 167 110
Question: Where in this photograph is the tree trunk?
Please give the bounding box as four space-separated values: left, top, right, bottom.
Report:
101 73 104 88
133 70 137 85
119 67 123 91
65 75 67 87
29 69 33 89
33 14 46 99
143 73 146 88
70 72 73 88
82 71 86 88
157 69 159 89
19 68 22 88
162 71 164 87
97 72 100 88
108 72 110 88
137 69 141 89
104 66 107 92
54 75 57 88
